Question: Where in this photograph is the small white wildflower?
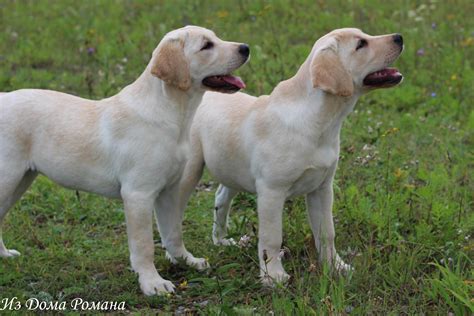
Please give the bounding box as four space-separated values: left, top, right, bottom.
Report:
238 234 251 248
116 64 125 74
362 144 373 151
278 249 285 261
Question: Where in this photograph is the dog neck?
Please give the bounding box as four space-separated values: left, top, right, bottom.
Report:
268 62 360 143
117 67 204 143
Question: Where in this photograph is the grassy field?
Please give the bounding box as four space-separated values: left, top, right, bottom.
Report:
0 0 473 314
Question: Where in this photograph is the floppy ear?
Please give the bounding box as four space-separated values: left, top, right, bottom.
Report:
310 48 353 97
151 39 191 91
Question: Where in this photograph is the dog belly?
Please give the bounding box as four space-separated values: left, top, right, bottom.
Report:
38 163 121 198
30 146 120 198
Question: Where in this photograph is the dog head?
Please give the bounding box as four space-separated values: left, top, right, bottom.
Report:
151 26 249 93
310 28 404 97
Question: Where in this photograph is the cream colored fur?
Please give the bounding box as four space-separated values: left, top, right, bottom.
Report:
0 26 248 295
177 28 404 285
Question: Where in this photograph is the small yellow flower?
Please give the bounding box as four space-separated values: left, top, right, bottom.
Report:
394 168 403 178
179 280 188 290
460 37 473 47
451 74 457 81
258 4 272 16
394 168 408 180
217 10 229 18
381 127 399 137
463 244 473 251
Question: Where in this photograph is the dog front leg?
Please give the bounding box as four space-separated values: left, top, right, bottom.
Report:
256 185 289 286
306 185 352 273
122 190 175 295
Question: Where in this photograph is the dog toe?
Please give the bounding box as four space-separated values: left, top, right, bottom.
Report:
0 249 21 258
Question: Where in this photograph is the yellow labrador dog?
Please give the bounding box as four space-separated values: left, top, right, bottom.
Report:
177 28 403 285
0 26 249 295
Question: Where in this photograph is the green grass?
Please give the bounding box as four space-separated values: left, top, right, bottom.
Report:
1 0 473 314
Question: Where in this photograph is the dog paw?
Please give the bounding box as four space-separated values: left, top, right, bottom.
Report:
261 270 290 287
186 256 210 271
166 251 210 271
334 255 353 274
165 251 179 264
213 237 236 246
139 276 175 296
0 249 21 258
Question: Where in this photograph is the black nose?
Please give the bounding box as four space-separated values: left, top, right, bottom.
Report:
393 34 403 47
238 44 250 58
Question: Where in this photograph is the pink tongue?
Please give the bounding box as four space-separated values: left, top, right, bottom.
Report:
221 75 246 89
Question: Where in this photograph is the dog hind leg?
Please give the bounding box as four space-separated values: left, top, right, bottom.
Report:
213 185 238 246
156 182 209 270
155 137 209 269
0 169 37 257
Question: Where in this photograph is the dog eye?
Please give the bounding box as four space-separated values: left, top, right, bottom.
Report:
201 41 214 51
356 39 367 50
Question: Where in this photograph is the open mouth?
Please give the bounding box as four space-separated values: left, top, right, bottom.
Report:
202 74 246 93
363 67 403 88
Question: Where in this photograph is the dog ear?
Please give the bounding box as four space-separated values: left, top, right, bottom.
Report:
151 39 191 91
310 48 353 97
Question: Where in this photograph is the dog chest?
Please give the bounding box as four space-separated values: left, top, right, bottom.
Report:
287 145 338 196
288 165 333 197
